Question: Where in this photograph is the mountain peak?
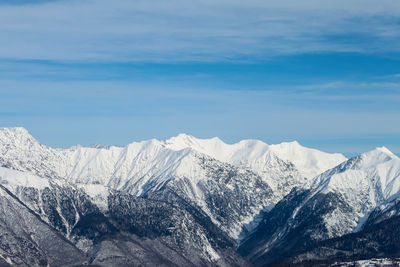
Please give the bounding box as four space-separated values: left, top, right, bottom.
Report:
309 145 400 200
168 133 223 143
0 126 29 134
175 133 195 139
164 133 226 152
166 133 196 144
174 133 210 145
0 127 38 145
374 146 396 157
269 140 347 179
355 146 398 168
281 140 301 146
361 146 396 157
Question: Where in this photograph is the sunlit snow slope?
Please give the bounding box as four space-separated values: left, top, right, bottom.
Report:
0 127 346 239
0 127 345 198
239 146 400 265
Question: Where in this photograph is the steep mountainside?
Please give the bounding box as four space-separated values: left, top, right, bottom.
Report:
238 147 400 265
262 213 400 266
0 166 248 266
289 214 400 265
0 128 345 196
7 127 388 266
0 184 87 266
0 127 345 239
269 140 346 180
164 133 346 196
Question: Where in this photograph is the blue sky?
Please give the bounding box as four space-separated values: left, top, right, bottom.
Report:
0 0 399 156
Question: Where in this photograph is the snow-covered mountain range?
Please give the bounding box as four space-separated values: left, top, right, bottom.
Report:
0 127 399 266
0 127 345 192
239 146 400 265
0 127 345 238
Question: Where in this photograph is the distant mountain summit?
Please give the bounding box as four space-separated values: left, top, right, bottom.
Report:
0 127 346 204
1 127 399 266
239 146 400 265
163 132 346 179
0 128 344 239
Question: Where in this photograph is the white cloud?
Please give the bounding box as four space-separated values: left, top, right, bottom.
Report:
0 0 399 62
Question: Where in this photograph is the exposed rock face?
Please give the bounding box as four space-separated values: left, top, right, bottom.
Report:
0 166 249 266
2 127 400 266
0 185 86 266
0 128 313 245
239 147 400 266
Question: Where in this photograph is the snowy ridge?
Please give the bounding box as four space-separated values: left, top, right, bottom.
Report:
0 129 205 196
162 133 346 201
0 166 51 190
164 133 346 180
269 141 346 179
0 166 104 228
0 167 245 266
304 146 400 236
0 127 345 199
2 127 400 266
238 146 400 265
309 146 400 202
0 127 346 240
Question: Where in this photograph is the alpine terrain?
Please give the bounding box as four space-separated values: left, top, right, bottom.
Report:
0 127 399 266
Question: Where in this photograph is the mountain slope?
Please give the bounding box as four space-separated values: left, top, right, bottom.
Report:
0 166 250 266
269 140 346 180
282 214 400 265
164 134 346 180
0 127 345 240
238 147 400 265
1 127 399 266
0 127 355 265
0 184 87 266
164 134 346 193
0 128 345 197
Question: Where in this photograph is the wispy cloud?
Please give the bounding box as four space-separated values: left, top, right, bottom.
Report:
1 1 399 154
0 0 400 62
